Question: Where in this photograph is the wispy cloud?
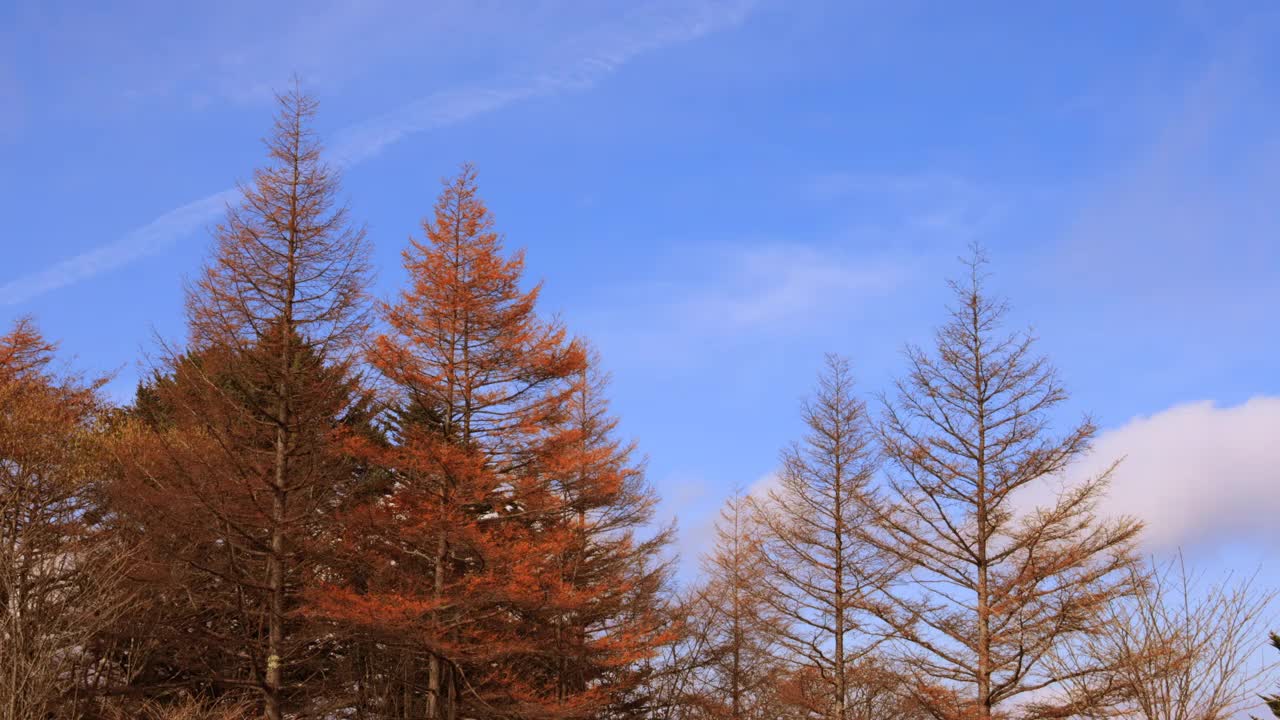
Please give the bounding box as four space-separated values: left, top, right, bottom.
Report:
1051 23 1280 300
0 190 237 306
587 240 906 373
674 244 902 334
808 171 1006 248
1 0 757 306
332 0 755 164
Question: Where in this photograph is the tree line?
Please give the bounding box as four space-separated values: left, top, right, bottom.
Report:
2 89 1275 720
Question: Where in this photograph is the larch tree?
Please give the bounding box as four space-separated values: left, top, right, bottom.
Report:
867 248 1142 720
109 86 371 719
689 490 782 720
309 164 596 719
636 587 725 720
0 318 133 720
748 354 901 720
532 346 675 717
769 662 928 720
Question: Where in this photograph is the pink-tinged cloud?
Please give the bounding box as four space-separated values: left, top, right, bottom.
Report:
1027 397 1280 549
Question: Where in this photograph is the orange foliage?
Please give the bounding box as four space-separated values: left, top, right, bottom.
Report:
310 166 670 719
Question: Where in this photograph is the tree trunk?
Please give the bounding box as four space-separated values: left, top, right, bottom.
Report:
973 301 991 720
833 419 847 720
427 520 447 719
266 422 287 720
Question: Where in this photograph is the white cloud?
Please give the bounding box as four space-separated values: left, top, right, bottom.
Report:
666 471 778 581
746 470 780 499
1028 397 1280 549
1 0 757 306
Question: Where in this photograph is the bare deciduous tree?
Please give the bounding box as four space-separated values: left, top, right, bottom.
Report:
750 354 900 720
690 490 783 720
868 249 1143 720
1045 556 1277 720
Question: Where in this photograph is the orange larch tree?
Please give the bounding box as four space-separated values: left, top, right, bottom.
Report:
310 164 614 719
107 86 371 719
528 346 675 718
0 318 133 720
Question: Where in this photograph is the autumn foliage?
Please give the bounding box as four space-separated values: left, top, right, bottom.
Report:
3 86 1275 720
0 319 132 720
304 165 671 718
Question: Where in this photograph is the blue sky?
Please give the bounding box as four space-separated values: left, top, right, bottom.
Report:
3 0 1279 587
